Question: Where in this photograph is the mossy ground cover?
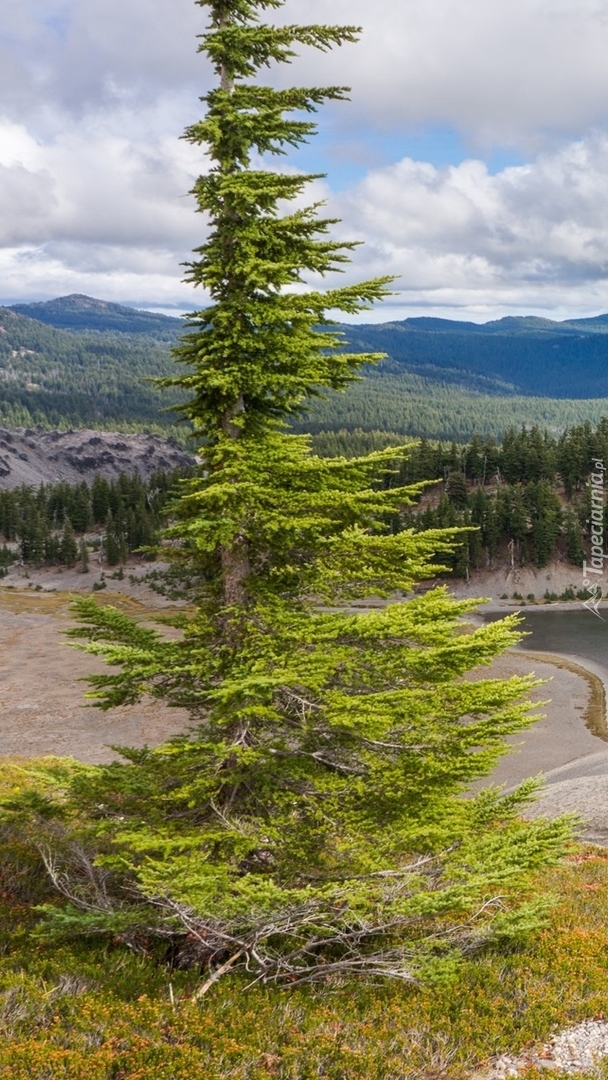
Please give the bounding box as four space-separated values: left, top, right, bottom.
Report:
0 830 608 1079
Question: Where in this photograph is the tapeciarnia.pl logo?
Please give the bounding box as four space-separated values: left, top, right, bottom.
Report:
582 457 605 618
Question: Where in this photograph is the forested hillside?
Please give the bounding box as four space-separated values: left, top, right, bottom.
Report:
1 420 603 585
19 295 608 404
393 420 606 580
301 373 608 442
0 307 185 434
4 295 608 442
341 313 608 397
11 294 182 338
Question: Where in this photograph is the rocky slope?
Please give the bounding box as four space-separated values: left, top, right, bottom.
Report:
0 427 195 488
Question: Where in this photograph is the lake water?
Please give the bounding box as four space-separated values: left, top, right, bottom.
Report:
485 608 608 667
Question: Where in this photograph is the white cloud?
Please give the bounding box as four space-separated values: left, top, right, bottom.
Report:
0 108 205 300
284 0 608 152
328 135 608 318
45 129 198 248
6 122 608 319
6 0 608 316
0 0 203 124
0 242 199 308
7 0 608 149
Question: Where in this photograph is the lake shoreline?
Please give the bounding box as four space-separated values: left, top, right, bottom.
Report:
512 647 608 742
472 599 607 614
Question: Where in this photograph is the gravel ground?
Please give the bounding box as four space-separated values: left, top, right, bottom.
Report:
1 582 606 776
0 427 195 489
0 588 190 763
476 1020 608 1076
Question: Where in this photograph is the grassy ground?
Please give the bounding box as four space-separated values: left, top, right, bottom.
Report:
1 824 608 1079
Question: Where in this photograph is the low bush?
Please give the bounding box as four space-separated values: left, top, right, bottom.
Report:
0 828 605 1078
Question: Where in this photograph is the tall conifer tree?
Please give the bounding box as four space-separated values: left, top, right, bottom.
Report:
15 0 568 987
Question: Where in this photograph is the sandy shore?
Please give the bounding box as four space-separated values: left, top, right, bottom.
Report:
3 582 608 840
477 600 607 613
473 645 608 843
472 649 607 787
0 588 190 763
0 585 603 774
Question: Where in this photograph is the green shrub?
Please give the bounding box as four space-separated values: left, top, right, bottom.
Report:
0 851 605 1078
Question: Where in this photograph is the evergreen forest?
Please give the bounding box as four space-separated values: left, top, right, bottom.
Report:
0 307 186 436
1 419 603 584
338 312 608 398
377 420 608 578
3 0 571 992
300 372 608 442
5 295 608 443
0 468 187 573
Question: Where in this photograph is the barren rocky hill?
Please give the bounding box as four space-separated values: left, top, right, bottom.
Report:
0 427 195 489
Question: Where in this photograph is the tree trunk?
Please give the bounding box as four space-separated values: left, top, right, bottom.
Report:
221 394 250 607
221 541 250 607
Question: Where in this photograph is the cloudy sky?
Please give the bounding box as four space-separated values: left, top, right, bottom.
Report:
5 0 608 321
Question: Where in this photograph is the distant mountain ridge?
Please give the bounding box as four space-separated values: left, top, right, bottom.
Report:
10 294 183 338
340 312 608 398
12 293 608 397
387 313 608 334
4 294 608 441
13 294 608 341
